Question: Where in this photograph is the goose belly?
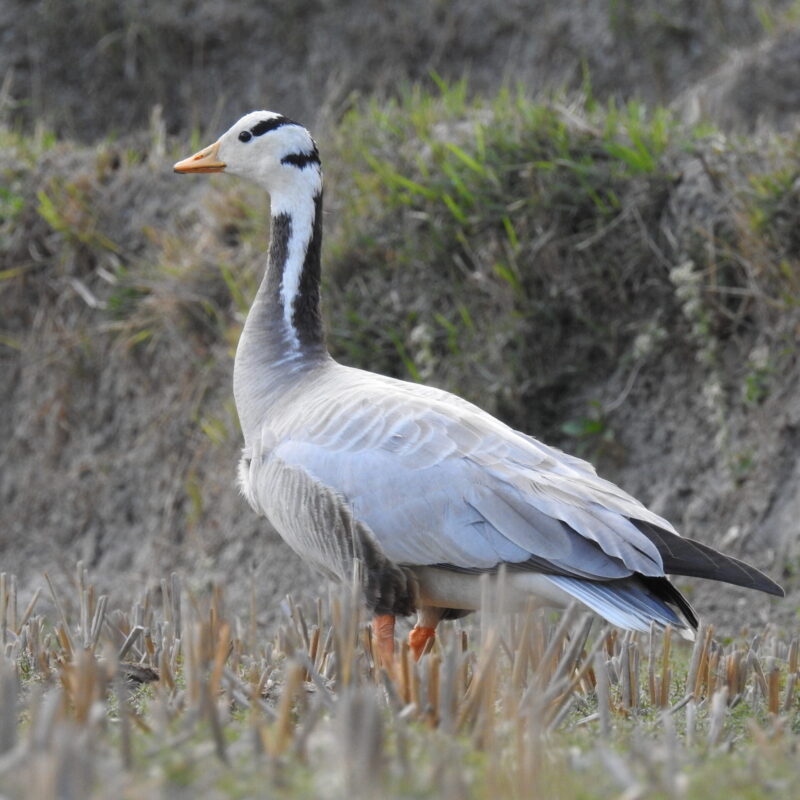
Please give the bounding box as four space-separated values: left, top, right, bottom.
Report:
412 567 576 612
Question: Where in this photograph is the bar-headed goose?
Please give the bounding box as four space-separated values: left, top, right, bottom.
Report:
174 112 783 663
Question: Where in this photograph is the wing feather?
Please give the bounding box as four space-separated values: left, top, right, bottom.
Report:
253 371 673 583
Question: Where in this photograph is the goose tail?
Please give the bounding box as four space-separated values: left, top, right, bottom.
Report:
545 574 697 640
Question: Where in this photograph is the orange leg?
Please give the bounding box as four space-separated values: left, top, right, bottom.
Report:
408 625 437 661
408 606 443 661
372 613 396 668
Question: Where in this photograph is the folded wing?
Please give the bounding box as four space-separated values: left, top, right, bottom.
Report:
249 368 782 614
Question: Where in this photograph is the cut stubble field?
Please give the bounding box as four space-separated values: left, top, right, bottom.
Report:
0 566 798 799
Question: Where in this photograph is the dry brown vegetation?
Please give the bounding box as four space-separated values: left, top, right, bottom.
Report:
1 0 791 140
0 568 798 798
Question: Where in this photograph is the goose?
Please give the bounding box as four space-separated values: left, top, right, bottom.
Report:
174 111 783 664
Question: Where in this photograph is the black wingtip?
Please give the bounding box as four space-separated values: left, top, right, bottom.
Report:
763 579 786 598
639 575 699 629
634 522 785 598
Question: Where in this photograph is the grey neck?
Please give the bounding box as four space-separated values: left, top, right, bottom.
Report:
233 190 328 441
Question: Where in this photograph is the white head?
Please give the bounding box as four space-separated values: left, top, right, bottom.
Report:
174 110 322 202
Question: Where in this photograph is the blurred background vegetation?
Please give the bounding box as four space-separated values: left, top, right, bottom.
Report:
2 0 800 626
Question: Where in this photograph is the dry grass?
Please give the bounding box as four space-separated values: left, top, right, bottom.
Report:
0 567 798 799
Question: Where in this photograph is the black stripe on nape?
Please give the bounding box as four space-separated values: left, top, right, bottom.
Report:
251 116 298 137
281 147 321 169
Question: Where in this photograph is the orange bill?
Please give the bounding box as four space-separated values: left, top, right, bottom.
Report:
173 140 225 173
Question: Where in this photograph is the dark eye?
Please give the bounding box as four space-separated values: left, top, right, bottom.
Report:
238 131 252 143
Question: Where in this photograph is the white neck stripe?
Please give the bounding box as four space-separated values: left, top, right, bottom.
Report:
273 175 321 352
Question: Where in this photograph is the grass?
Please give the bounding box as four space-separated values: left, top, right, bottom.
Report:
0 567 797 798
2 84 800 796
4 82 799 446
323 83 800 453
2 84 799 550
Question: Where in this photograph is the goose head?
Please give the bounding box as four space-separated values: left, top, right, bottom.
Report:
173 111 321 199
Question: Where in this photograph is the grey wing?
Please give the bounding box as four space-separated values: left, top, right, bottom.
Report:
254 390 672 583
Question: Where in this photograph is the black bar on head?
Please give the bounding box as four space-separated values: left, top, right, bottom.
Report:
251 116 298 137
